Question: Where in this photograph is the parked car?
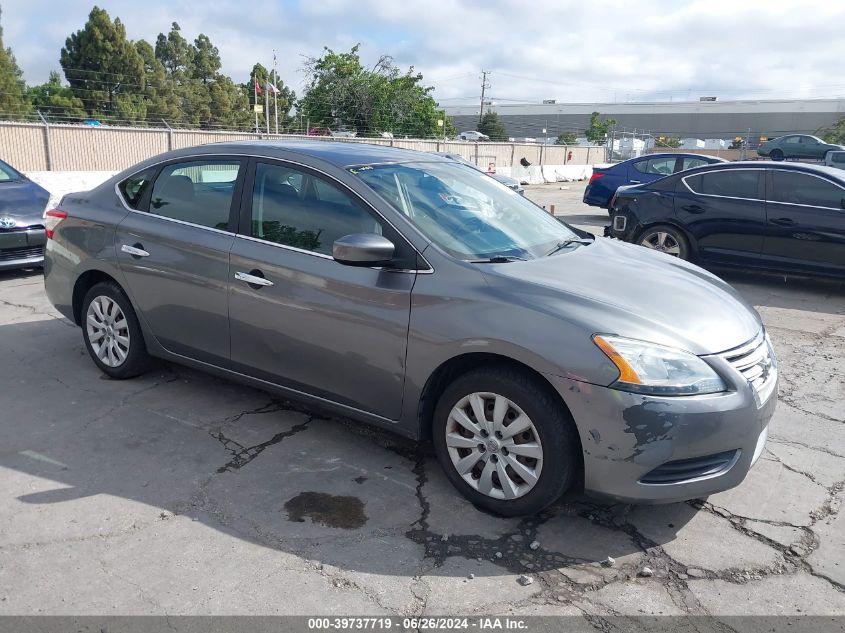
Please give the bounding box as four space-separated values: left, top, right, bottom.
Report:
606 161 845 278
756 134 844 161
824 150 845 170
434 152 525 195
44 141 776 516
0 158 51 270
457 131 490 142
584 153 727 209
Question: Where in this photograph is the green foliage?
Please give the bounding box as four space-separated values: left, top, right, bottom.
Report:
298 44 445 138
658 136 681 148
0 7 32 118
819 117 845 144
585 111 616 143
60 6 145 120
556 132 577 145
477 111 508 141
27 71 87 121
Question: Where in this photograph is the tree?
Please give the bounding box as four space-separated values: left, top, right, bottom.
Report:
556 132 577 145
155 23 191 77
477 110 508 141
246 63 296 131
658 136 681 148
584 111 616 143
27 71 86 121
60 7 145 120
0 7 31 119
299 44 445 137
819 117 845 144
135 40 180 122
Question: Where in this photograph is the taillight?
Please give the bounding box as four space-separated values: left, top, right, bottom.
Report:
44 209 67 239
589 171 606 184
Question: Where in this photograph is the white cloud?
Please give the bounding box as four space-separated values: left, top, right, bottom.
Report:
2 0 845 103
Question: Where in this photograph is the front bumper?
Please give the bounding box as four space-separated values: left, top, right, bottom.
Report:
547 358 777 504
0 228 46 270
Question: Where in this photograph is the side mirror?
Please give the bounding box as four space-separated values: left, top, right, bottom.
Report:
333 233 395 267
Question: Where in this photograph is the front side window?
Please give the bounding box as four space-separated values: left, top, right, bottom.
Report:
251 162 384 255
770 171 845 209
784 136 801 145
118 167 157 209
149 161 241 230
681 157 707 170
350 161 579 260
685 170 760 200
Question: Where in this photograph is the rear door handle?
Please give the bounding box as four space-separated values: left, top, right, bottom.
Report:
682 205 705 214
121 243 150 258
770 217 795 227
235 270 274 288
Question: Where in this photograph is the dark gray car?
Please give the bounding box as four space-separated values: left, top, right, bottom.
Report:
0 159 50 270
43 141 777 516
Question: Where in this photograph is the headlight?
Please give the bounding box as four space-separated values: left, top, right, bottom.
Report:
593 334 726 396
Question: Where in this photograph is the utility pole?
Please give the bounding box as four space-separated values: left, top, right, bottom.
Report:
478 70 490 128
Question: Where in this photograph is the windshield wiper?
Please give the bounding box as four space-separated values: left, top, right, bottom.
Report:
468 255 527 263
545 238 593 257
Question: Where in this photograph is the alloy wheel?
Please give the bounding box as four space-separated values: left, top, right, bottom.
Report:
86 295 130 368
640 231 681 256
445 392 543 500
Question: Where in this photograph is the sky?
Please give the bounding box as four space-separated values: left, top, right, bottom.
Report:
3 0 845 106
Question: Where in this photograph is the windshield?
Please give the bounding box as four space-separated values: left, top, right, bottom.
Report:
349 161 578 260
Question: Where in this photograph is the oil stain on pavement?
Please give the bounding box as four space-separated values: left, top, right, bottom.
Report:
284 491 368 529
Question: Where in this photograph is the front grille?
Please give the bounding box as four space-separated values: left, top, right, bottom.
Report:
0 245 44 261
721 331 777 401
640 449 739 484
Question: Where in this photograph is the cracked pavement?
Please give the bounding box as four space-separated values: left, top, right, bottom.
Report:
0 260 843 623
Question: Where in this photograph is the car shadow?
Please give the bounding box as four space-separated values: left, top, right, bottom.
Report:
0 315 697 580
717 269 845 316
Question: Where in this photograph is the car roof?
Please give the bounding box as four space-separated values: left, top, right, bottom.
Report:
680 160 845 179
627 152 726 161
181 139 449 168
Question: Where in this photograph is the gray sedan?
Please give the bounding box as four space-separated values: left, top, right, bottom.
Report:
43 141 777 516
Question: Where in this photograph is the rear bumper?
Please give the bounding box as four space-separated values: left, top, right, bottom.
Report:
547 370 777 504
583 185 612 208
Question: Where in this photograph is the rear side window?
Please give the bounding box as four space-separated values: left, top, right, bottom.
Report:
149 161 241 231
770 171 845 209
118 167 157 209
633 157 676 176
685 170 760 200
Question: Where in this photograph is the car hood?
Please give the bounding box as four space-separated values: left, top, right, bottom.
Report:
483 237 761 355
0 180 50 222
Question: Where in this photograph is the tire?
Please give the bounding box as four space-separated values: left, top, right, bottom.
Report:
81 281 152 379
770 149 784 161
638 224 690 260
432 365 580 517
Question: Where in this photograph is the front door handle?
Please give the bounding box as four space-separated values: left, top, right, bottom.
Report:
682 204 705 214
121 243 150 258
235 270 274 288
629 180 641 184
771 217 795 227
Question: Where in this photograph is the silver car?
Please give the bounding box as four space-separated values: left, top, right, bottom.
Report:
44 141 777 516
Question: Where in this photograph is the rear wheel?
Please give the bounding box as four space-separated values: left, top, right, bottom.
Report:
638 224 690 260
433 366 580 516
770 149 784 161
82 281 152 379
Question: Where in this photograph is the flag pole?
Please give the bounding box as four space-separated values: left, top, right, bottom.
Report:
253 73 259 134
265 78 270 135
273 50 279 134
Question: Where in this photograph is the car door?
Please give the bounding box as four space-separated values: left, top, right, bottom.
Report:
782 135 802 158
227 159 420 420
675 168 766 265
763 169 845 275
114 158 244 365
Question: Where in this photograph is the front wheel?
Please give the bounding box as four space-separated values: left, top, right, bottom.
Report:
82 281 152 379
638 224 690 260
433 366 580 516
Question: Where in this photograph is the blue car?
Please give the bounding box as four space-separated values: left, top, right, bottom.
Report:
0 159 51 270
583 153 727 210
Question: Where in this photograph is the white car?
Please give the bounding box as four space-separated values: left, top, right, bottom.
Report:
457 131 490 142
